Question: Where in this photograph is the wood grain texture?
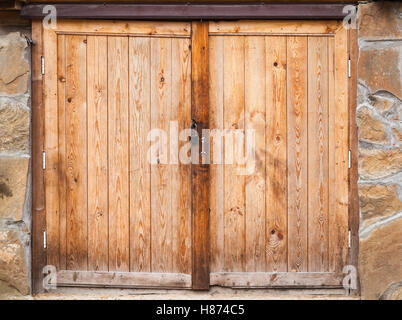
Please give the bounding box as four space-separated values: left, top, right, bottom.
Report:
210 272 343 288
244 36 266 272
330 27 349 273
172 38 192 274
209 20 342 35
209 35 224 273
87 35 108 271
43 27 59 270
150 37 173 273
191 21 210 289
307 36 329 272
265 36 288 272
129 37 151 272
57 271 192 288
40 19 191 37
108 36 129 272
21 4 350 20
57 34 67 270
287 36 308 272
65 35 88 270
348 28 360 295
32 19 46 294
223 35 245 272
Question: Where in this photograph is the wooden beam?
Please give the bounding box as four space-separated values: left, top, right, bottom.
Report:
21 3 352 20
348 27 360 296
57 271 191 288
31 19 46 294
210 272 344 288
191 21 210 290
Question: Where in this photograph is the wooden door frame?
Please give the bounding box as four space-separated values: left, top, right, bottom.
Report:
31 19 359 294
21 3 353 20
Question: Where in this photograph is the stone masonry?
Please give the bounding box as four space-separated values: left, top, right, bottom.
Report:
357 1 402 300
0 14 31 296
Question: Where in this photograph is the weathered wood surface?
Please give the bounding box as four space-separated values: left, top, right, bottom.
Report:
209 28 349 276
31 19 46 294
39 21 351 290
191 21 210 290
21 3 350 20
57 271 191 288
210 272 343 288
43 22 193 281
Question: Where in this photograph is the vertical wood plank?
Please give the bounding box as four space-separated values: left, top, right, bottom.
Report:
65 35 88 270
307 36 329 272
287 36 308 272
150 37 173 273
87 35 108 271
44 28 59 270
57 34 67 270
223 35 245 272
108 36 129 272
348 28 360 294
32 20 46 293
244 36 266 272
330 28 349 272
209 36 224 273
129 37 151 272
172 38 192 274
265 36 288 272
191 21 210 289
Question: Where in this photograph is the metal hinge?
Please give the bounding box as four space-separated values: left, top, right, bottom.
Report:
348 230 351 249
348 150 351 169
41 56 45 75
43 231 47 249
348 57 351 78
25 35 34 46
42 151 46 170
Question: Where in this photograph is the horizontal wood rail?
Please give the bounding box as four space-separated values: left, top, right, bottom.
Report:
21 3 353 20
57 271 192 288
210 272 344 288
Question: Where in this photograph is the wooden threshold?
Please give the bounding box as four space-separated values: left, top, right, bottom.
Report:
57 271 192 288
210 272 344 288
21 3 352 20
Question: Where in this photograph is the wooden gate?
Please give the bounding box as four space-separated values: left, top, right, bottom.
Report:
208 21 350 287
33 19 355 290
42 20 193 288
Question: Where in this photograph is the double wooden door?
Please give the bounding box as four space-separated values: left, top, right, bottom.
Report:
41 20 351 289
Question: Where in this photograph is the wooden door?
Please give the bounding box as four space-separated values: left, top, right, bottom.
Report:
40 19 351 290
43 21 193 288
209 21 350 288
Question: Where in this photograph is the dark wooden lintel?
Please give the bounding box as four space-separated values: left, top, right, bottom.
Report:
21 3 353 20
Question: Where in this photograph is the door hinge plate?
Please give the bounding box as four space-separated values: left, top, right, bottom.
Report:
348 150 351 169
42 151 46 170
41 56 45 75
348 58 351 78
43 230 47 249
348 230 351 249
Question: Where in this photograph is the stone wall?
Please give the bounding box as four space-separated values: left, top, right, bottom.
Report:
0 12 31 296
357 1 402 300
